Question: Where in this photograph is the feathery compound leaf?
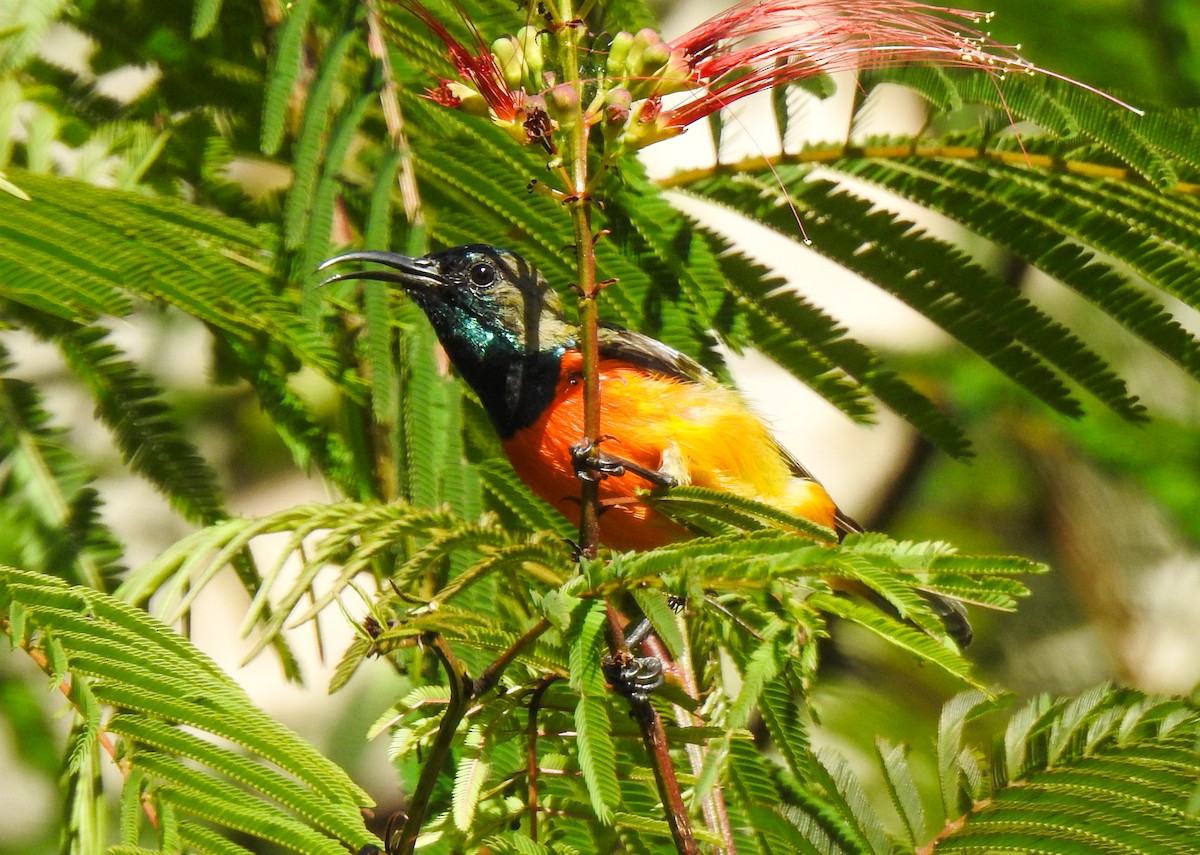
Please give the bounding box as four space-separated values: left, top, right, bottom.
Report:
0 568 376 850
684 167 1131 441
0 348 124 588
283 25 356 251
705 236 876 422
703 216 971 455
261 0 317 156
34 318 226 525
192 0 223 38
649 485 837 542
875 739 926 848
477 458 578 540
936 689 995 818
728 635 785 731
811 748 891 855
829 152 1200 390
452 725 489 831
929 686 1200 852
569 598 620 824
758 673 813 782
808 592 976 687
877 69 1169 187
0 171 340 377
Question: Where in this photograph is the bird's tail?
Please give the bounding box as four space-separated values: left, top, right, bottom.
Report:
833 508 973 647
919 590 973 648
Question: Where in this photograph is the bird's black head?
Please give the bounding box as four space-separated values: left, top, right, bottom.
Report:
320 244 576 436
321 244 574 357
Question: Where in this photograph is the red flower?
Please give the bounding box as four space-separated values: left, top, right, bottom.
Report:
655 0 1140 132
397 0 522 123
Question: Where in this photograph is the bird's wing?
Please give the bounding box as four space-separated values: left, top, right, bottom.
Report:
596 323 714 384
776 441 862 537
598 323 862 536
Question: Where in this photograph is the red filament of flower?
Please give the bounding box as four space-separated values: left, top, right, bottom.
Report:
664 0 1139 128
396 0 522 121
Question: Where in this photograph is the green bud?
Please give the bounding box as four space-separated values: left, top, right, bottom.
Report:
650 49 696 96
626 28 661 83
604 87 632 123
447 82 488 117
623 101 677 150
607 31 634 79
600 87 632 152
491 36 524 90
546 82 580 120
516 25 544 85
639 41 671 76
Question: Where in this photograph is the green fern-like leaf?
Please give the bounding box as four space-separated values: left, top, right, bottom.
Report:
260 0 317 156
0 567 377 851
928 686 1200 852
569 598 621 825
0 345 124 588
828 150 1200 384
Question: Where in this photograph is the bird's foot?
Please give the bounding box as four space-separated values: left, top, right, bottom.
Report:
602 617 663 701
569 438 679 489
603 651 663 702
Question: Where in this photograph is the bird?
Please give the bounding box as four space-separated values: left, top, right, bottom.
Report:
319 243 971 646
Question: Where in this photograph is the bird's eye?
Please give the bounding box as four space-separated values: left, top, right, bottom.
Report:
468 261 496 287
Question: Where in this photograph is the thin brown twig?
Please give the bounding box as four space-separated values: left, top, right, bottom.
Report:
916 798 994 855
474 619 551 696
644 632 736 855
552 6 699 851
362 0 427 502
527 676 557 842
381 622 550 853
365 0 425 229
393 635 472 855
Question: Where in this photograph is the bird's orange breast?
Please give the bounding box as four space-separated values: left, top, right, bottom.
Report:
500 351 838 551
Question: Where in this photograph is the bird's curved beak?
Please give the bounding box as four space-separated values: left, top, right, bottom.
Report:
317 251 441 291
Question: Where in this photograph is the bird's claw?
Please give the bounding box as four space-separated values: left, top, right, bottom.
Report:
570 438 626 482
569 438 679 489
601 617 664 700
603 652 664 702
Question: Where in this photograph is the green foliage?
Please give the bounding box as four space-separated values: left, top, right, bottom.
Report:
921 686 1200 851
0 0 1199 852
0 567 376 851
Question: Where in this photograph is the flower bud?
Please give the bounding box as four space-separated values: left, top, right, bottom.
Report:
491 36 524 90
515 25 544 84
606 31 634 79
623 97 679 149
625 28 663 83
650 48 697 96
600 87 632 151
639 41 671 75
604 87 632 124
546 82 580 121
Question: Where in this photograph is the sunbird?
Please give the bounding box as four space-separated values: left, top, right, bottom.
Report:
321 244 970 645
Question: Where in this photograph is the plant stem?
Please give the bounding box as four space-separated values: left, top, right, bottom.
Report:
527 676 556 842
474 619 551 696
556 7 603 562
365 0 426 503
553 6 699 852
646 632 734 854
631 697 699 855
385 624 550 854
394 635 472 855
